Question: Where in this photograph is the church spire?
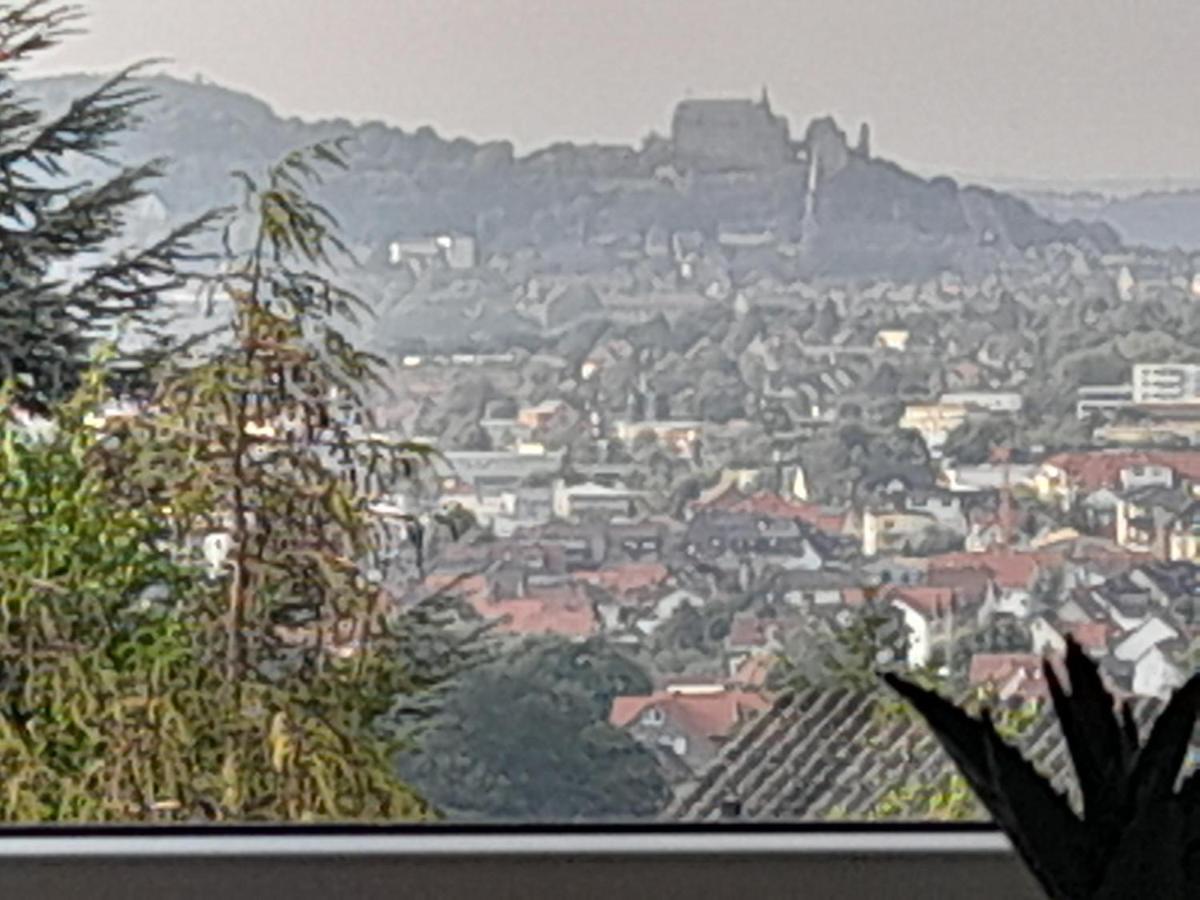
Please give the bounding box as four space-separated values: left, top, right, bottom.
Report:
759 85 772 113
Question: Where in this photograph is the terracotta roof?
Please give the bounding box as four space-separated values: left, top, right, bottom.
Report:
610 689 769 740
964 652 1041 686
468 586 597 637
926 551 1044 590
727 614 776 648
423 573 488 601
1043 450 1200 491
722 492 848 535
885 586 958 619
1064 621 1115 652
574 563 670 596
923 566 991 604
841 588 868 606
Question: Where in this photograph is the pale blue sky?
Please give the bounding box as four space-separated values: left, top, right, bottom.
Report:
25 0 1200 182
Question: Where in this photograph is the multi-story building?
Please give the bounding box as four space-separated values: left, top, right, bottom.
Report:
1132 363 1200 405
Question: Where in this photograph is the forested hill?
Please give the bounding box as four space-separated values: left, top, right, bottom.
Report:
23 74 1120 278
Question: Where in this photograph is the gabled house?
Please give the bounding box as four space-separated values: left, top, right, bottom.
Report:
1107 616 1186 699
609 684 770 776
968 653 1049 702
467 584 599 640
928 551 1044 622
884 586 963 668
1035 450 1200 510
724 613 784 678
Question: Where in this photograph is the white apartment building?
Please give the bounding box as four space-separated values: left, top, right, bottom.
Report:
1132 364 1200 405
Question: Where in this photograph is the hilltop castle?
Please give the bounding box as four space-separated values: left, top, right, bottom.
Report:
670 89 869 179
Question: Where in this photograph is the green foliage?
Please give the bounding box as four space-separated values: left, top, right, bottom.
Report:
772 600 908 694
0 372 428 820
862 683 1042 822
395 637 669 821
0 137 441 821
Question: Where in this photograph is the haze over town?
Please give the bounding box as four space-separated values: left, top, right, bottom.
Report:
8 0 1200 827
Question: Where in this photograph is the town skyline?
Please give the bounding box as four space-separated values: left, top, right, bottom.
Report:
26 0 1200 187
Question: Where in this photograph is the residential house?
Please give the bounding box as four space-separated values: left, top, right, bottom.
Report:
467 584 598 639
861 509 939 556
683 511 825 567
927 551 1044 622
607 522 669 561
884 585 963 668
1110 617 1186 699
1114 485 1194 558
552 480 643 520
724 613 784 678
755 569 867 613
1168 502 1200 563
609 684 770 777
516 400 569 432
515 523 607 570
1034 450 1200 510
613 419 703 459
439 446 565 496
576 562 672 600
968 653 1048 702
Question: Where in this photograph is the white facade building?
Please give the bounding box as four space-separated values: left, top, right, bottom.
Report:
1132 363 1200 405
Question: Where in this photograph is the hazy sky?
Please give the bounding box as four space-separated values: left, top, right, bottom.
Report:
24 0 1200 183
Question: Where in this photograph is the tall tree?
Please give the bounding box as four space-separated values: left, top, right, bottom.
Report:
0 142 448 822
0 1 215 409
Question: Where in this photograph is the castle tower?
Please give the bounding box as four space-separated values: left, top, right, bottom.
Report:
857 122 871 159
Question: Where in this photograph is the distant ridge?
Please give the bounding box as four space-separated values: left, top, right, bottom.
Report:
20 73 1122 275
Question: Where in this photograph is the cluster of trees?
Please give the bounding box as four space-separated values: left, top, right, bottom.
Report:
0 3 439 821
395 638 669 820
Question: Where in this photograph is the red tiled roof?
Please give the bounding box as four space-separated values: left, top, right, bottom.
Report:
723 492 848 534
885 585 958 619
694 490 847 535
841 588 868 606
926 551 1044 590
423 573 488 601
1043 450 1200 491
924 566 992 604
727 614 777 648
468 586 597 637
609 689 769 739
1064 621 1115 652
969 652 1053 701
574 563 670 596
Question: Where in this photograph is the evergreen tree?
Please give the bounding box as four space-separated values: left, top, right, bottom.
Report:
0 1 215 410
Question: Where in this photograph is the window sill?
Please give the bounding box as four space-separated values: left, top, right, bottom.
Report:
0 826 1043 899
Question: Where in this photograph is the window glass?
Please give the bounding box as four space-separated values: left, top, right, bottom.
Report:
3 0 1198 826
